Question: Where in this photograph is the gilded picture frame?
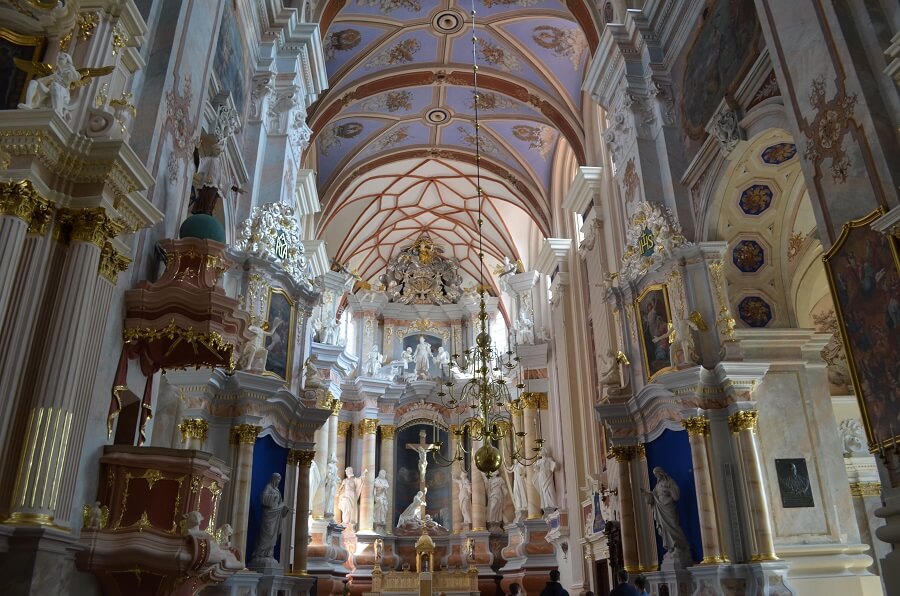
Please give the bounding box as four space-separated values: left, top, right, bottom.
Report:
263 288 295 383
0 28 45 109
822 207 900 452
634 283 674 381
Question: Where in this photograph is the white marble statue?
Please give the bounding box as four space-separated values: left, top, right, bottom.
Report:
532 449 558 512
309 459 321 511
513 309 535 345
599 349 630 387
670 313 700 366
323 455 339 519
324 318 340 345
239 321 281 373
486 474 507 525
400 346 414 370
251 473 291 563
338 466 364 530
397 489 426 527
311 317 326 343
303 355 324 390
373 469 390 528
644 467 691 562
215 523 234 549
454 471 472 526
506 460 528 520
436 346 451 369
413 336 433 378
839 418 867 456
183 510 205 536
86 501 103 529
364 345 384 376
18 52 84 115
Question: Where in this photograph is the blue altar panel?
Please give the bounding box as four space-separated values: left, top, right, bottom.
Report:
247 434 288 561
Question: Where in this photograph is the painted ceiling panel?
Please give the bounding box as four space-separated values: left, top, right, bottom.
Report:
324 24 394 76
316 116 393 184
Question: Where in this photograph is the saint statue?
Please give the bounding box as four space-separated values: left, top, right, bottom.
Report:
532 448 558 512
397 489 426 527
238 321 279 373
373 470 390 529
364 345 384 376
454 471 472 526
309 459 321 511
251 473 291 564
644 467 691 562
323 455 339 519
338 466 364 530
514 309 535 345
670 313 700 366
303 355 324 390
413 336 433 378
506 460 528 520
599 349 630 387
436 346 451 369
486 474 506 526
400 346 414 369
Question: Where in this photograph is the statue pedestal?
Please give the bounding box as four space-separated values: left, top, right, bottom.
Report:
645 568 693 596
499 520 557 593
307 519 350 594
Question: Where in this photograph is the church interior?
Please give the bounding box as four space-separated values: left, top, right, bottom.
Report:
0 0 899 595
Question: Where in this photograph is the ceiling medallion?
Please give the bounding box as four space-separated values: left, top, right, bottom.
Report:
425 108 451 125
432 9 464 34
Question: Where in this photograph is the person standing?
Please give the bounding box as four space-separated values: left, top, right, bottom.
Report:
609 570 639 596
539 570 569 596
634 576 649 596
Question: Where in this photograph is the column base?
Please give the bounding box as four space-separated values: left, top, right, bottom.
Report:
776 543 882 596
306 520 350 595
0 524 81 596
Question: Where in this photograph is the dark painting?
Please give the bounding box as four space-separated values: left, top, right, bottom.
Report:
213 3 247 115
679 0 762 141
264 289 294 382
775 458 814 508
394 424 451 528
635 284 673 379
0 29 45 109
824 208 900 453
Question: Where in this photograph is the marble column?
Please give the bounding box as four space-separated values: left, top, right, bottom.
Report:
292 449 316 575
449 424 462 533
610 446 640 572
5 208 111 526
337 421 351 470
633 444 658 572
358 418 378 532
728 410 777 561
283 450 300 572
522 402 542 520
0 180 49 327
311 404 332 518
379 424 396 533
179 418 209 450
471 436 487 532
683 416 727 563
230 424 260 561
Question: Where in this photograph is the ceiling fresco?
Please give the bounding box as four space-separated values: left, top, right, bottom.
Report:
309 0 598 288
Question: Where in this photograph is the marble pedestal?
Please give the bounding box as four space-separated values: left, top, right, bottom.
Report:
307 519 350 595
499 520 558 594
0 526 81 596
646 567 693 596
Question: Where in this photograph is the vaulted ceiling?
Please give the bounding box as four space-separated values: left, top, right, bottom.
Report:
308 0 597 290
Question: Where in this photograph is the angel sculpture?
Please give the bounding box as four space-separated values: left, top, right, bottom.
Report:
16 52 114 116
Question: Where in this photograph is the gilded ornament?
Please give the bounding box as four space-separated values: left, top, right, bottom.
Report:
111 24 128 56
230 424 261 445
380 424 397 439
521 391 548 410
848 481 881 497
337 421 352 437
296 449 316 467
57 207 124 248
122 319 237 370
727 410 758 433
608 445 637 462
0 179 53 233
359 418 379 437
179 418 209 442
682 416 711 436
98 241 132 283
143 468 164 490
688 311 708 331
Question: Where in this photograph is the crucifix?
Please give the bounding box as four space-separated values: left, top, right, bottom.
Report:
406 429 436 492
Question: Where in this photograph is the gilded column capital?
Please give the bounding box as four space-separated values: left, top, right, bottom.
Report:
521 391 548 410
180 418 209 442
358 418 379 437
330 400 343 416
682 416 711 436
449 424 465 436
608 445 637 462
380 424 396 440
728 410 758 433
57 207 124 247
337 421 352 437
98 241 132 283
230 424 261 445
295 449 316 467
0 179 53 233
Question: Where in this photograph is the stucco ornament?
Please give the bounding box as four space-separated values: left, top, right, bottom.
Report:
803 76 858 183
619 201 690 284
235 202 311 286
839 418 867 456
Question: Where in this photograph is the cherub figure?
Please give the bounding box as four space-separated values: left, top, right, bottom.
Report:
16 52 113 116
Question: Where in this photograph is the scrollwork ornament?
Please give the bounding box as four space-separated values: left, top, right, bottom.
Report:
0 179 52 232
98 241 132 282
179 418 209 442
619 201 690 284
803 76 858 183
235 202 311 286
57 207 125 247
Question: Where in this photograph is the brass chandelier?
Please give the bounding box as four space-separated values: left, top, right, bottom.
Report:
427 3 545 477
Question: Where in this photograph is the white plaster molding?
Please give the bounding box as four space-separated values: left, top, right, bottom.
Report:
871 205 900 238
535 238 573 276
561 166 604 216
294 169 320 217
706 99 744 157
302 240 329 278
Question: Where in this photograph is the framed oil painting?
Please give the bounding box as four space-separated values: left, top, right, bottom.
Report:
823 207 900 453
263 288 295 383
635 284 674 380
0 28 45 109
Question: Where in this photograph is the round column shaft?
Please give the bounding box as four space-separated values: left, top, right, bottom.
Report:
611 446 640 572
379 424 396 533
230 424 260 561
683 416 727 563
471 436 487 531
358 418 378 532
293 449 316 575
522 403 541 519
729 411 777 561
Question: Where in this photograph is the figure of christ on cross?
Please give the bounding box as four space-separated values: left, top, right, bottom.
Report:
406 429 437 492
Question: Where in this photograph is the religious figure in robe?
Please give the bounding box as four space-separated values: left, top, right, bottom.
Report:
309 459 321 511
486 474 506 526
338 466 364 531
413 336 433 378
373 470 390 529
397 489 426 527
323 456 339 519
644 467 691 562
251 473 291 563
454 471 472 526
532 448 558 512
506 460 528 520
364 345 384 376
